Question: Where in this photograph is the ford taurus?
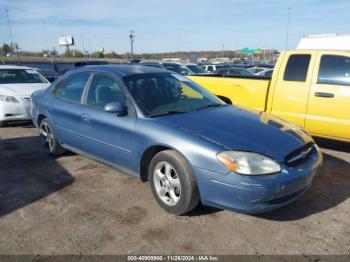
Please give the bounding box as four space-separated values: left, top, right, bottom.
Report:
31 65 322 215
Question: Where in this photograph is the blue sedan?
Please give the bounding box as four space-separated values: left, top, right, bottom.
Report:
31 65 322 215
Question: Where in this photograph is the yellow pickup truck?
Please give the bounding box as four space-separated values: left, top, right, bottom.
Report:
189 50 350 142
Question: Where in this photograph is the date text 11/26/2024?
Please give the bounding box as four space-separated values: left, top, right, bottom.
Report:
127 255 219 261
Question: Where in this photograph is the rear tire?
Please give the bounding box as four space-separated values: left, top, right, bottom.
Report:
39 118 65 156
149 150 200 215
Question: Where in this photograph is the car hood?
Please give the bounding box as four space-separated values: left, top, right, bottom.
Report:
0 83 50 96
158 106 313 162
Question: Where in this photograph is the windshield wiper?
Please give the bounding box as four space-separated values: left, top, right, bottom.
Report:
149 110 187 118
195 104 227 112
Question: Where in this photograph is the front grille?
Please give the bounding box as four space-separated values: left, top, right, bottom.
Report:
285 142 314 167
23 97 31 104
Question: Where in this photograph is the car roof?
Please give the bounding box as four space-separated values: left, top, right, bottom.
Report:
67 64 170 77
0 65 34 70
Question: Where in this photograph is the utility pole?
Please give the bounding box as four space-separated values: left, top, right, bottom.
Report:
4 8 14 53
285 7 292 50
129 30 135 61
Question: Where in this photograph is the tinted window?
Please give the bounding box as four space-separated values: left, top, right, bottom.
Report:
186 65 205 73
55 72 90 102
318 55 350 85
228 69 240 76
163 63 192 75
207 66 213 71
87 74 126 109
264 70 273 78
0 69 48 84
284 54 311 82
217 69 228 74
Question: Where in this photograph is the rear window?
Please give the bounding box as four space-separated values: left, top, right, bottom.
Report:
54 72 90 103
0 69 48 84
284 54 311 82
318 55 350 86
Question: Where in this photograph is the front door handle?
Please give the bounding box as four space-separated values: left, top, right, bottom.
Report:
315 92 335 98
81 114 92 123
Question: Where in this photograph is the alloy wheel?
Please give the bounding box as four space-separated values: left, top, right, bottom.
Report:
40 121 54 152
153 161 181 206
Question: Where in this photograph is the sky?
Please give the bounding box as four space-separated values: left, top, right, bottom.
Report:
0 0 349 54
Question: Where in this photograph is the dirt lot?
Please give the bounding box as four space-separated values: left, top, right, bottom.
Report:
0 123 349 255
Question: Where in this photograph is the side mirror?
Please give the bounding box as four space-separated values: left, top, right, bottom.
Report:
104 102 127 116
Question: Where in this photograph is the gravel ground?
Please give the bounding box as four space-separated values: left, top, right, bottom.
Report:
0 123 349 255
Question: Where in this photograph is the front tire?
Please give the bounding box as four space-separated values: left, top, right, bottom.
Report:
149 150 200 215
39 118 65 156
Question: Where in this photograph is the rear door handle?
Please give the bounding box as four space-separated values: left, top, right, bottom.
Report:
315 92 335 98
81 114 92 123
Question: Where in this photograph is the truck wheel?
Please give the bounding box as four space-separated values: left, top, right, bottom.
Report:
39 118 65 156
149 150 200 215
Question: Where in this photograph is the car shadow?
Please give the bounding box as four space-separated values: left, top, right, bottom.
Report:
185 203 222 217
0 136 74 217
314 137 350 153
2 121 34 128
257 141 350 221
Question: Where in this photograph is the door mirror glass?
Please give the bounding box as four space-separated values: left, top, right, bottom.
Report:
104 102 127 116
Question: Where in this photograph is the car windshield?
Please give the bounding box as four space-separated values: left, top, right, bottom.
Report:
123 73 226 117
239 69 254 76
187 65 205 73
0 69 48 84
163 63 193 75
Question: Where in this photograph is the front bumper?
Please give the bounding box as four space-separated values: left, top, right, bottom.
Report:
194 147 322 214
0 97 32 122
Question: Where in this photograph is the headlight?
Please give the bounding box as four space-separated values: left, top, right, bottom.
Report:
217 151 281 175
0 95 20 103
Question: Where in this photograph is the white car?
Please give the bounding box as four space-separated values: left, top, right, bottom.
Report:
0 65 50 127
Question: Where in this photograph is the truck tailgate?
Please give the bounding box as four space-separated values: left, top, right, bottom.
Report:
189 76 271 112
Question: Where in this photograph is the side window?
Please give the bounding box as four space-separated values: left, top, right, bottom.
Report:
318 55 350 85
87 74 126 109
229 69 240 75
284 54 311 82
207 66 213 72
54 72 90 103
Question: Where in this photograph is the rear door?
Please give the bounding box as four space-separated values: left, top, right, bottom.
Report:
49 72 91 149
305 51 350 140
270 51 317 127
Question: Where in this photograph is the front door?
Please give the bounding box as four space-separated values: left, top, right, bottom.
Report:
79 73 137 174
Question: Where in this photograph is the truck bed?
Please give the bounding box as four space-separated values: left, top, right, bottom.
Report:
188 75 271 112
